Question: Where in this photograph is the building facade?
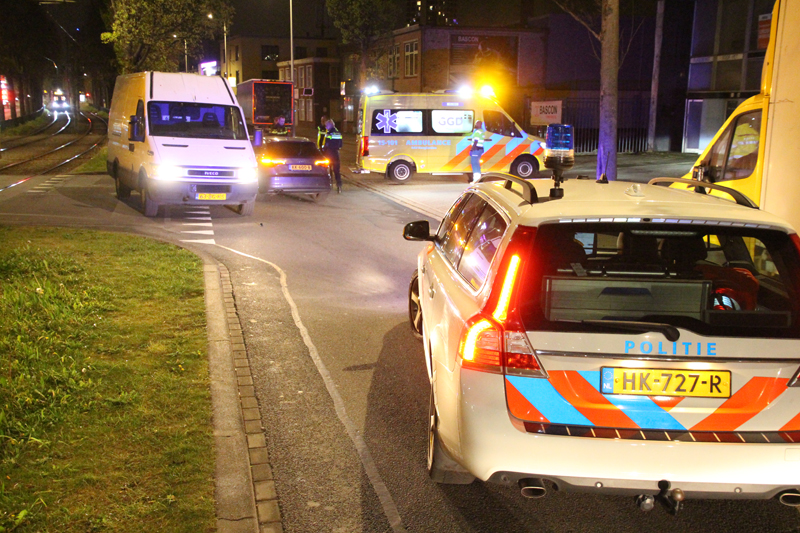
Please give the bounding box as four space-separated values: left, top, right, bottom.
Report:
276 58 342 127
684 0 774 153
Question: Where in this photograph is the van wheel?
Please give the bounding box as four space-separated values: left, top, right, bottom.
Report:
511 155 538 179
238 202 255 216
427 387 475 484
113 163 131 199
387 161 414 183
143 188 160 217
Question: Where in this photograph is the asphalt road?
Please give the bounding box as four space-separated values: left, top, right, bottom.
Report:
1 166 799 532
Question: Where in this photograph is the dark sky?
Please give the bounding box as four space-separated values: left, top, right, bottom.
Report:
231 0 334 38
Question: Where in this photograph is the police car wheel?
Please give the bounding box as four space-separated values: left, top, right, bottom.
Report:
408 270 423 338
512 156 538 179
388 161 414 182
427 387 475 484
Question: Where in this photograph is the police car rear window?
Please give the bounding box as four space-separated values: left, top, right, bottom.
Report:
515 222 800 339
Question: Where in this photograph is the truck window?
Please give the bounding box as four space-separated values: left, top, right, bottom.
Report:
483 110 521 138
431 110 474 135
721 111 761 182
370 109 424 135
147 102 248 140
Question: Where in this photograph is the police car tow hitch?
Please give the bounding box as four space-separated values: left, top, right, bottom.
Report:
637 480 685 514
518 478 546 499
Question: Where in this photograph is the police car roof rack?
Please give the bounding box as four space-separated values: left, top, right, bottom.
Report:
478 173 538 204
648 177 758 209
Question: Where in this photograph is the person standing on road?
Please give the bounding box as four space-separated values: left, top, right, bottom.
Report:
317 115 329 150
467 120 486 183
322 119 343 193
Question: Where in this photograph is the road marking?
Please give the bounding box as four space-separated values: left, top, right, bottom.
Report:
180 230 215 235
182 222 214 227
213 245 406 533
181 238 217 244
186 216 212 221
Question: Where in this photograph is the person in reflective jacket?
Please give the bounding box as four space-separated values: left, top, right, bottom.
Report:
317 115 329 150
322 119 343 193
467 120 486 183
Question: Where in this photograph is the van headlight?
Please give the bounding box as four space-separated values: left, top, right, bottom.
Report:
153 165 183 180
238 167 258 183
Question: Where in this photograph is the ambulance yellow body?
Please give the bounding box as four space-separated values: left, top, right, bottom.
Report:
356 92 545 182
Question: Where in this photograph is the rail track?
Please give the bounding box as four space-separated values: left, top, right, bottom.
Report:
0 111 65 153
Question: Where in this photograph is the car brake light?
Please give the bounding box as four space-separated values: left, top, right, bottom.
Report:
315 159 329 166
361 136 369 157
260 158 287 166
459 319 502 371
492 255 520 322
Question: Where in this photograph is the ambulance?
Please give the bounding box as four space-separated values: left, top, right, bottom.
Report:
676 0 800 231
355 91 545 182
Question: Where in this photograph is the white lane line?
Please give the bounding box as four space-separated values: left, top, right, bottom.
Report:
180 230 215 235
185 210 210 214
213 244 406 533
186 216 213 221
182 222 214 227
180 238 217 244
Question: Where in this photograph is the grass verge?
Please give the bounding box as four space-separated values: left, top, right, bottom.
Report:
72 146 108 175
0 227 214 532
0 113 53 138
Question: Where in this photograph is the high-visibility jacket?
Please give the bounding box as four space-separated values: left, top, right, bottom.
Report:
323 128 343 159
317 125 327 149
468 128 485 153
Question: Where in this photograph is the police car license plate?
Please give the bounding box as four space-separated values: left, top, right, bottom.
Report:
600 367 731 398
290 165 312 171
197 193 226 200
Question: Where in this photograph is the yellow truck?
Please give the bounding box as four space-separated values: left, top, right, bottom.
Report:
681 0 800 230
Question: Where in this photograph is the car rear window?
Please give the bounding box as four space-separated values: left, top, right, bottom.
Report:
263 141 321 158
515 222 800 338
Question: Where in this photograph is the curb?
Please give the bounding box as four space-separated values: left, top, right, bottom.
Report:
204 259 283 533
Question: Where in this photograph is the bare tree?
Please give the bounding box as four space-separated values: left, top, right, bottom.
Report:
552 0 644 180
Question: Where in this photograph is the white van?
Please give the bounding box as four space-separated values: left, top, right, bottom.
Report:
356 92 545 182
107 72 258 217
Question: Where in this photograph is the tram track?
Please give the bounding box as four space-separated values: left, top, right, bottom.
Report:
0 111 65 153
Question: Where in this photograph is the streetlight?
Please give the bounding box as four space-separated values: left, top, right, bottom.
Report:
208 13 227 78
174 34 188 73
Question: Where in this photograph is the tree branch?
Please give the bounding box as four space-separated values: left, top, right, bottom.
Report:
551 0 600 41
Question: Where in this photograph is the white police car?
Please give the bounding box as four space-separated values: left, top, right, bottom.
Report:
404 173 800 512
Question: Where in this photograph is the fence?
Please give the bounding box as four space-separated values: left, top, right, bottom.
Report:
561 96 650 154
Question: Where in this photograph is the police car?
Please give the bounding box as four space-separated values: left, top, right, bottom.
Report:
404 171 800 512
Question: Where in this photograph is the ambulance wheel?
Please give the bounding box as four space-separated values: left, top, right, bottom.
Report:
511 155 538 179
427 387 475 484
388 161 414 182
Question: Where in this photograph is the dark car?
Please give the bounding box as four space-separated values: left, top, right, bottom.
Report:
257 137 331 201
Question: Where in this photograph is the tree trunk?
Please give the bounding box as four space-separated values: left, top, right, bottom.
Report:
8 77 18 121
647 0 665 152
598 0 619 180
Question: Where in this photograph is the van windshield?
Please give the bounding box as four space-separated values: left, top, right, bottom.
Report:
147 101 248 140
516 222 800 339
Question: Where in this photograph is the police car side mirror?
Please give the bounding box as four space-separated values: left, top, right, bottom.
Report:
403 220 436 242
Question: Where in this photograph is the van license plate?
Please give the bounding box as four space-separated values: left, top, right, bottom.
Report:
290 165 312 171
601 367 731 398
197 193 226 200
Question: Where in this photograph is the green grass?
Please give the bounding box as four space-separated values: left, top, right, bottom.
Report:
0 113 53 138
81 104 108 120
0 228 214 532
72 146 108 175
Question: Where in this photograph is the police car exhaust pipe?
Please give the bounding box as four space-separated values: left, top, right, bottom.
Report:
518 478 546 499
779 491 800 507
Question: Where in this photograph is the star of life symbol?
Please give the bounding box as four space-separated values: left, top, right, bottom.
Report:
376 110 397 133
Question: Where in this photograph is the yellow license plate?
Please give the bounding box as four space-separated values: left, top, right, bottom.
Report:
601 367 731 398
197 193 226 200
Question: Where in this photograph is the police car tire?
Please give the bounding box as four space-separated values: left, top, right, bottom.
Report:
427 388 475 484
388 161 414 182
408 270 423 338
512 156 538 179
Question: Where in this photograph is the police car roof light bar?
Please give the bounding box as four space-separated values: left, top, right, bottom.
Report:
478 173 538 205
647 177 758 209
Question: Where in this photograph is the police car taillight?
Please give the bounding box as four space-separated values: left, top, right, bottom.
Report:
459 234 545 377
361 136 370 157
